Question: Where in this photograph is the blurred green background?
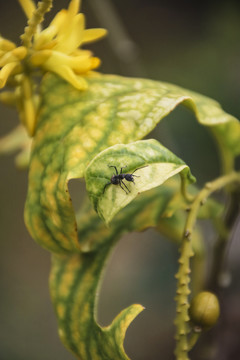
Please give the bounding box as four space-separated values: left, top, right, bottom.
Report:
0 0 240 359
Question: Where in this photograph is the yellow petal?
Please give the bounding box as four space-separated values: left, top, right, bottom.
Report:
0 47 26 67
46 62 87 90
39 50 99 73
12 46 28 60
37 39 58 50
0 52 15 67
55 13 85 54
34 25 58 50
73 57 101 74
33 9 69 50
18 0 36 19
0 37 16 51
0 62 19 88
68 0 81 17
30 50 52 66
82 28 108 44
58 65 88 90
49 9 67 30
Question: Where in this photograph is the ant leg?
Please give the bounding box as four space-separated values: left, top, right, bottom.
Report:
103 182 111 193
120 185 128 194
120 166 127 174
108 165 118 175
121 180 130 193
119 182 128 194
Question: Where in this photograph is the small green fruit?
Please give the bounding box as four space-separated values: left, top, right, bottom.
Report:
189 291 220 330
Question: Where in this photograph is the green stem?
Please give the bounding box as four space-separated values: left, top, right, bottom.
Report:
174 172 240 360
188 328 201 351
21 0 53 48
180 172 194 203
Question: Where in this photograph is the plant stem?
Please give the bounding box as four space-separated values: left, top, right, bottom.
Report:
180 172 194 203
21 0 53 48
188 329 201 351
174 171 240 360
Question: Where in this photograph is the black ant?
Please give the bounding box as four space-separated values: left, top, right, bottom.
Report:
103 165 148 194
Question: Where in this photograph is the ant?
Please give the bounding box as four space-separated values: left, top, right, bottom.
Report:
103 165 148 194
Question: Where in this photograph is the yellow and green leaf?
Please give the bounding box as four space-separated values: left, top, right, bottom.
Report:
85 139 195 223
24 73 239 253
49 181 197 360
23 72 239 359
50 250 144 360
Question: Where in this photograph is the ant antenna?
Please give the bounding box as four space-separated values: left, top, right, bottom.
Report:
131 165 148 175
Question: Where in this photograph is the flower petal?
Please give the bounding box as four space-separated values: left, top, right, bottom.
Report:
51 64 88 90
37 50 100 74
30 50 52 66
0 62 19 88
74 57 101 74
68 0 81 17
0 36 16 51
12 46 28 60
18 0 36 19
0 46 27 68
82 28 108 44
55 13 85 54
34 25 59 50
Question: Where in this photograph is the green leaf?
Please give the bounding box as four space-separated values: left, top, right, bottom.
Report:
77 179 183 252
24 73 239 253
50 251 144 360
50 182 185 359
22 73 237 359
85 139 195 223
180 88 240 156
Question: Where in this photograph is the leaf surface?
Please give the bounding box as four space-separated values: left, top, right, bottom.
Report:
50 250 144 360
50 181 187 359
22 72 239 360
24 73 240 253
85 139 195 223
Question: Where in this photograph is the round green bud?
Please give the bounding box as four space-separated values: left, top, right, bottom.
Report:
189 291 220 330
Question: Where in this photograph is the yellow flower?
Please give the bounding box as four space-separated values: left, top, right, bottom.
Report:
0 0 107 137
0 37 27 89
30 0 107 89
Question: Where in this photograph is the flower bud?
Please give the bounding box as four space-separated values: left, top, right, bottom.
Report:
189 291 220 330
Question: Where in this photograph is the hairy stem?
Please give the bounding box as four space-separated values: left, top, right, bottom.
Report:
21 0 53 47
174 171 240 360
